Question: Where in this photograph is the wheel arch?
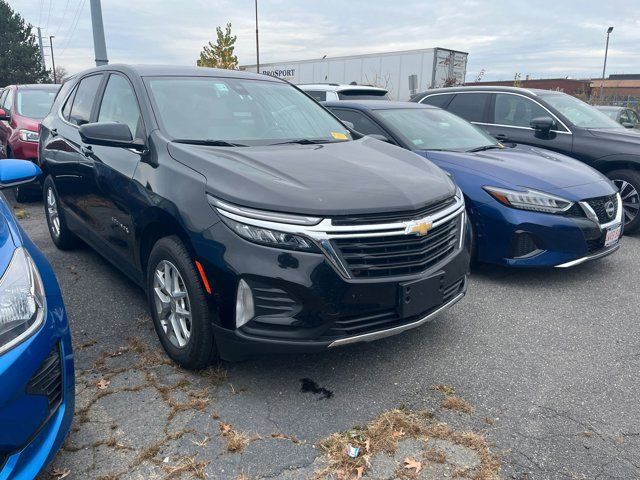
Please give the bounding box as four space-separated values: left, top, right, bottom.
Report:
593 156 640 174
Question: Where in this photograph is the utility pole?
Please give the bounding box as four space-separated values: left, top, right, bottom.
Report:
90 0 109 66
37 27 46 69
49 36 57 83
600 26 614 102
255 0 260 74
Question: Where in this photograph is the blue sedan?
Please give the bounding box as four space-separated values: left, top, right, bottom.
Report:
326 101 622 268
0 160 74 479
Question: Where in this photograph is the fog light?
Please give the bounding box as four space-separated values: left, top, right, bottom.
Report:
235 279 255 328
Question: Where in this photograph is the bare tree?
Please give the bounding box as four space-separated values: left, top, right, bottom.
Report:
49 65 68 84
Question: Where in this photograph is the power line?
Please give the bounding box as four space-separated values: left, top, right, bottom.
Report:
54 0 72 35
44 0 52 30
59 0 86 57
37 0 44 26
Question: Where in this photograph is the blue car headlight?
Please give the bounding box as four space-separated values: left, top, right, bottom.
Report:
0 247 45 355
483 186 574 214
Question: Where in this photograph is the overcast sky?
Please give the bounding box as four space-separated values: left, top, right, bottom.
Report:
11 0 640 81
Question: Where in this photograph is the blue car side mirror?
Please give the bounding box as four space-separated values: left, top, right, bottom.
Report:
0 160 41 188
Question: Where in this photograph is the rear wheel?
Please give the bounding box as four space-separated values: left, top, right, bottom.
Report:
146 236 218 369
607 169 640 234
43 176 81 249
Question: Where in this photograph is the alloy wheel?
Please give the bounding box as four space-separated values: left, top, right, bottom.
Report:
46 187 61 237
153 260 192 348
613 179 640 225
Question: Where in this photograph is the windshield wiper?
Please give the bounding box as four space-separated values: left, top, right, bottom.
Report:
173 139 249 147
467 145 503 152
268 138 339 146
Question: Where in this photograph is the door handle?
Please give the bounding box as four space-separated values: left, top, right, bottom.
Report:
81 146 92 157
50 128 58 137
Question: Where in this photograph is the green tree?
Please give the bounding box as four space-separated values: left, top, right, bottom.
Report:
0 0 49 85
197 22 238 70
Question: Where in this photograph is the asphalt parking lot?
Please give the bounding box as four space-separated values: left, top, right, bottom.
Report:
13 197 640 479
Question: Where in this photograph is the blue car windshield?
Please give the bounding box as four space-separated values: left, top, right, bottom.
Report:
540 93 623 129
145 76 352 146
376 108 499 151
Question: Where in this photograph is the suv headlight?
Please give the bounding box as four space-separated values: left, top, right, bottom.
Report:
0 248 45 355
220 217 320 252
483 186 573 214
18 129 39 143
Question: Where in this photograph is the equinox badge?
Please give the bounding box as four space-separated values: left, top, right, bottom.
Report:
404 219 433 236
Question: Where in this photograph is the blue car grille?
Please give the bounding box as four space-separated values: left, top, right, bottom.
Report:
321 276 466 339
332 216 460 278
585 194 618 223
27 343 63 412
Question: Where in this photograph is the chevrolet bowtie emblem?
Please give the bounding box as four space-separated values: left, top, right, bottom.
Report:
405 220 433 236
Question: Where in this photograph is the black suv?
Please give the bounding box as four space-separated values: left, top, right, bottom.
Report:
39 65 470 368
412 86 640 232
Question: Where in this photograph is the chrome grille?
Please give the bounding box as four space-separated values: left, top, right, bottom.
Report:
585 194 619 223
333 216 460 278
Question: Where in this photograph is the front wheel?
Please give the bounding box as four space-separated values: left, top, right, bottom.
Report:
146 236 218 369
607 169 640 234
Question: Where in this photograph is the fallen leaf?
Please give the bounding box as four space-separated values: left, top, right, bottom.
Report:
219 422 233 435
52 468 71 479
96 379 110 390
356 466 364 479
404 457 422 473
364 438 371 453
392 428 405 438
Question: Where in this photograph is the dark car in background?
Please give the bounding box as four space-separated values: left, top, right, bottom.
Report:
38 65 470 368
411 86 640 233
0 84 60 201
327 101 622 268
596 105 640 129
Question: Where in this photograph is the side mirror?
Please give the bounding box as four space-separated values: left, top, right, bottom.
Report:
0 160 41 188
341 120 355 130
530 116 555 132
368 133 392 143
0 108 9 121
622 122 635 129
79 122 144 150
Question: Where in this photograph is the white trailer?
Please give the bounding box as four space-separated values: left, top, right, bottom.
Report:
241 47 468 101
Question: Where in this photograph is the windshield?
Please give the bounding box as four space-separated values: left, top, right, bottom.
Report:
540 94 623 129
599 109 619 120
16 88 59 118
146 76 352 146
376 108 500 151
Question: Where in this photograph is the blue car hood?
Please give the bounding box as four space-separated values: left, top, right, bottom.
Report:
420 145 612 195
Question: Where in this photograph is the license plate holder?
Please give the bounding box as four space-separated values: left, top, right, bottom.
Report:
399 273 444 318
604 224 622 248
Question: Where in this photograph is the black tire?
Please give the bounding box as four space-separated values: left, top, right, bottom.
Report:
13 184 36 203
146 236 218 369
43 176 81 250
606 169 640 234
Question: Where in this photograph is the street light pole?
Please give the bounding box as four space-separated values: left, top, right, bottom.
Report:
255 0 260 74
49 36 57 83
600 26 614 102
90 0 109 66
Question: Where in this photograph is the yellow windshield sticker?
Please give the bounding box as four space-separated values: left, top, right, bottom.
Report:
331 132 348 140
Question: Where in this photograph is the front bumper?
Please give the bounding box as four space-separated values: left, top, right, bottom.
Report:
473 195 622 268
194 211 471 362
0 293 74 480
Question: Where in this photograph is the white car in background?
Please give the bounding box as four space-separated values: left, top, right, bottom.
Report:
298 83 390 102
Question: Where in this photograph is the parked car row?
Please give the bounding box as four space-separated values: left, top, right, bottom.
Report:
0 67 637 479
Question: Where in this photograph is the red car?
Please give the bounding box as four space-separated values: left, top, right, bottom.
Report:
0 84 60 201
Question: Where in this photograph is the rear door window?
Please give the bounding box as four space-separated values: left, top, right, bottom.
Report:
69 74 103 126
305 90 327 102
446 93 489 123
420 94 454 108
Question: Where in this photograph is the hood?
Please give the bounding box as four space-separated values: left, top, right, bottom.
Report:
13 114 40 131
587 127 640 144
167 137 455 216
420 144 610 195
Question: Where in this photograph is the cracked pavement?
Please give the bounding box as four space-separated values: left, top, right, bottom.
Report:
11 197 640 479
